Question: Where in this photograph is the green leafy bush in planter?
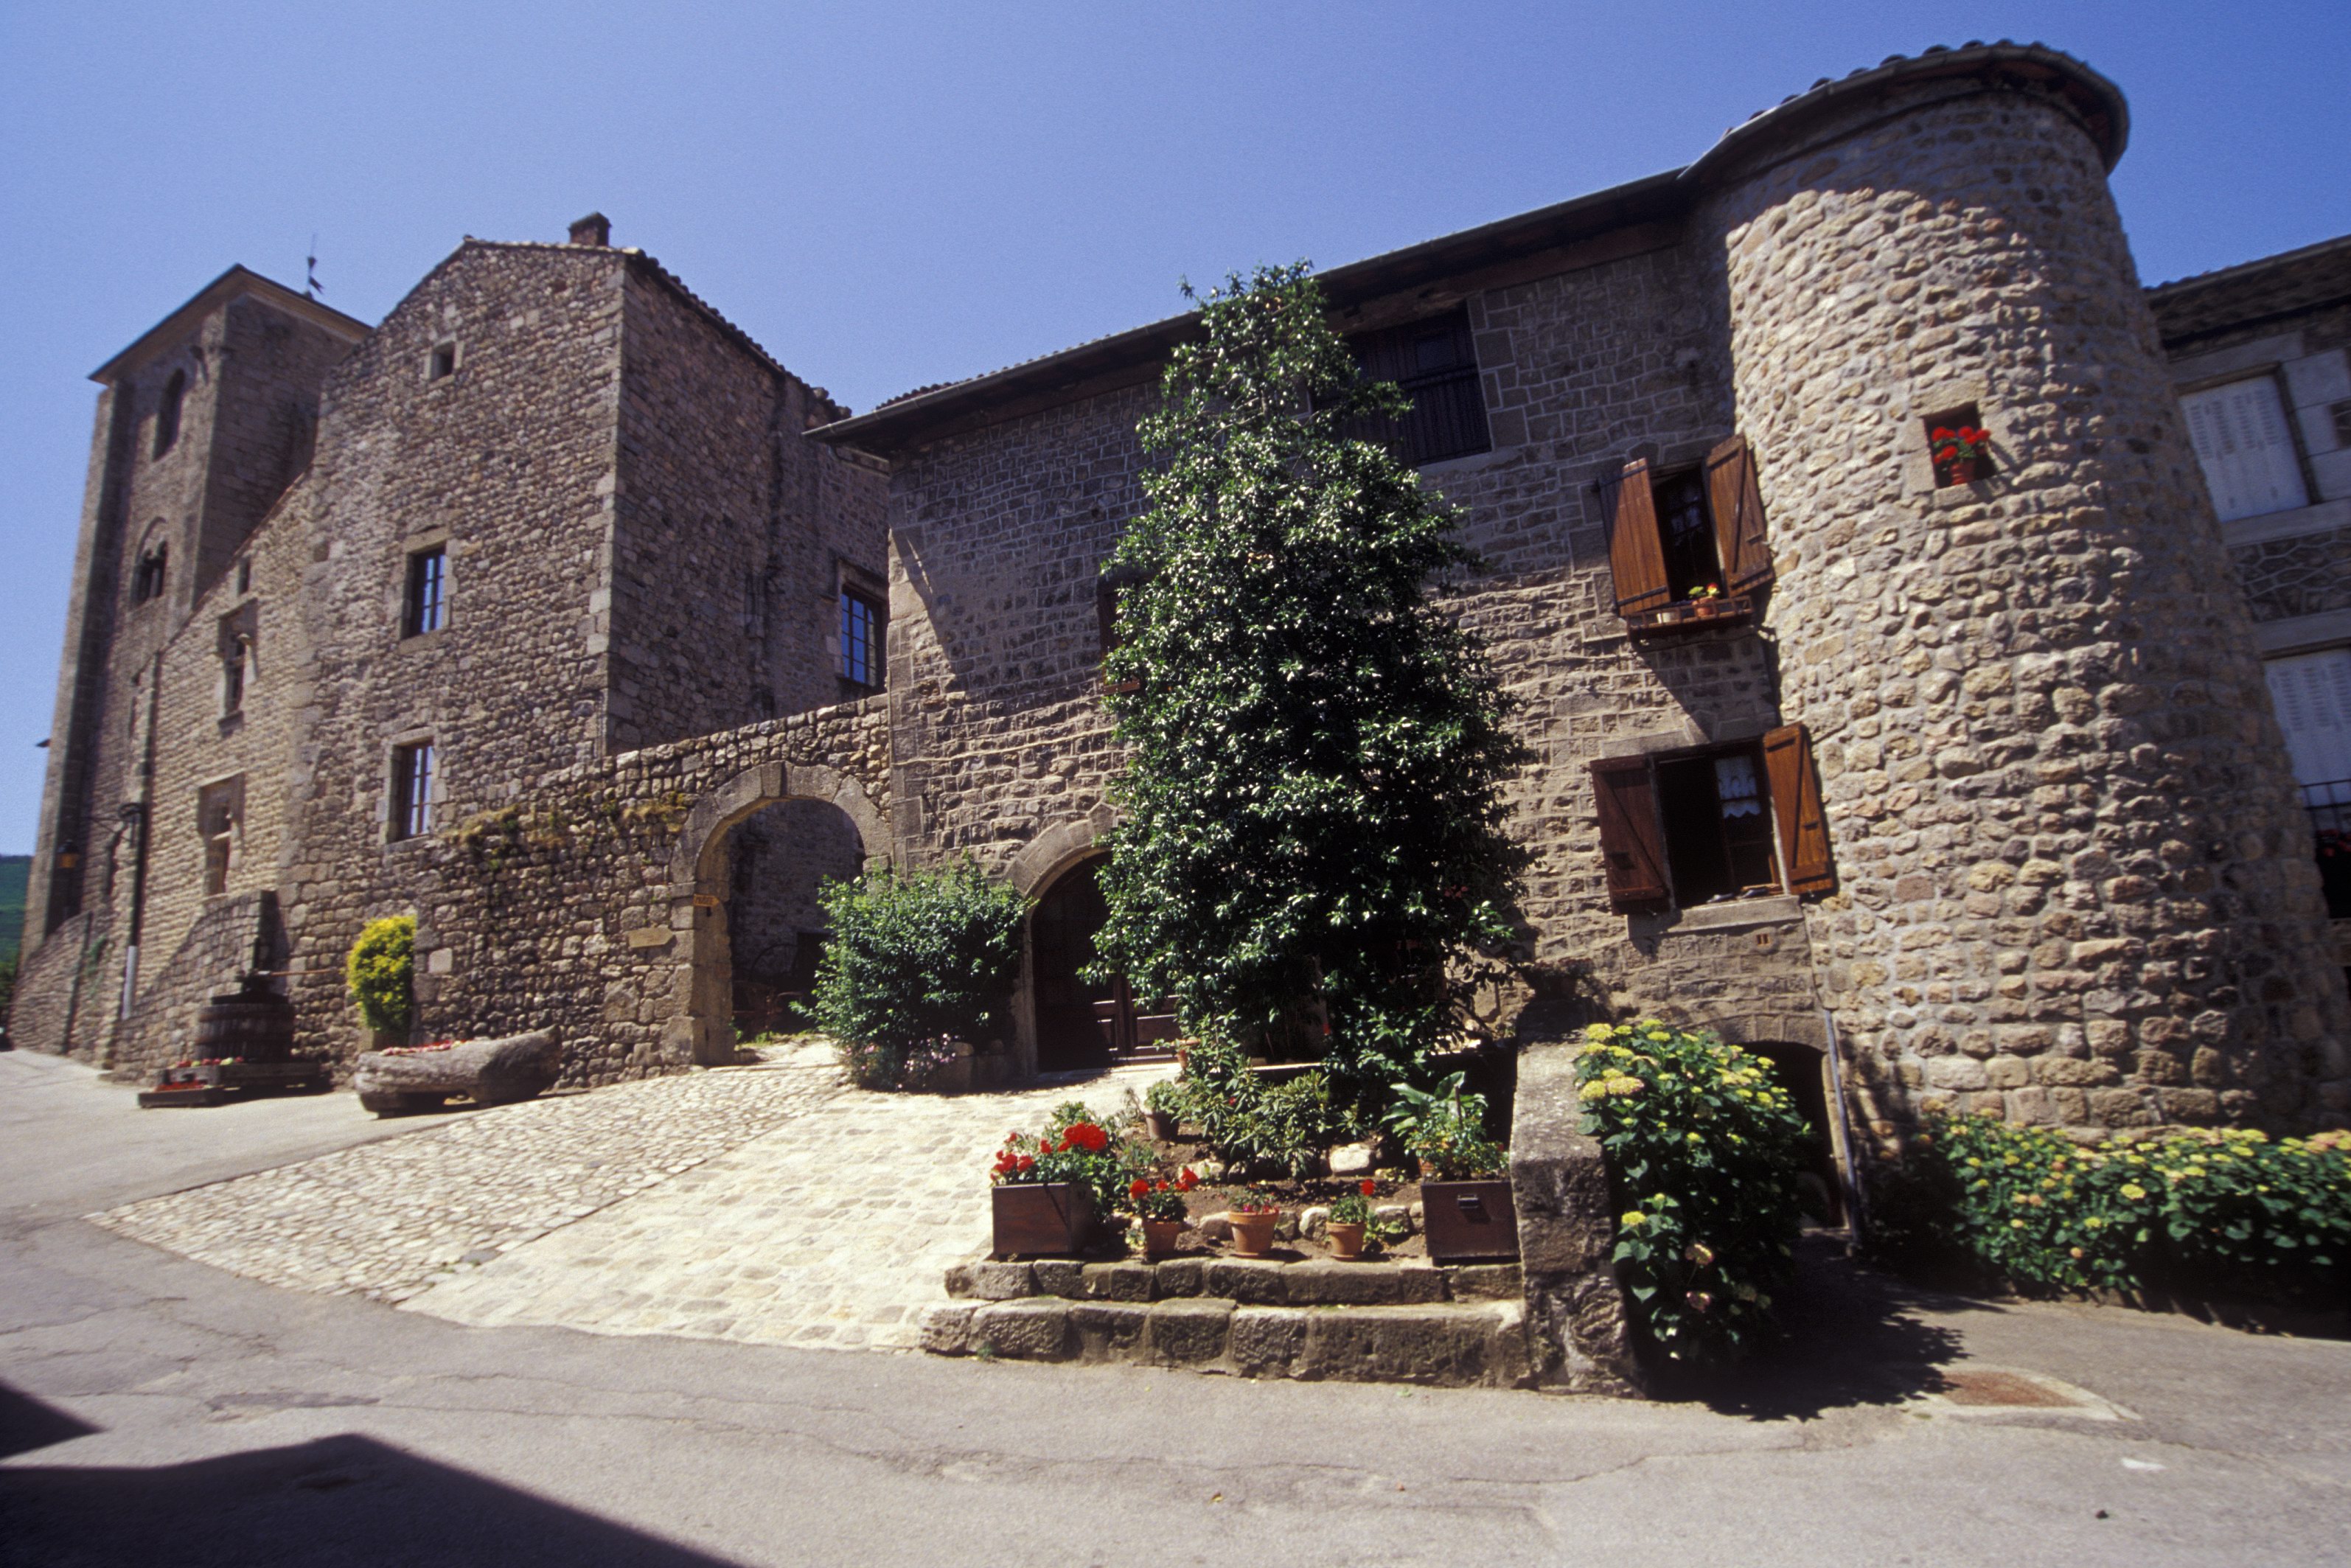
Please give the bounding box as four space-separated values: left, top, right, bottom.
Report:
1382 1070 1505 1177
1173 1037 1353 1178
345 916 415 1035
812 861 1027 1090
1878 1115 2350 1300
1575 1020 1809 1366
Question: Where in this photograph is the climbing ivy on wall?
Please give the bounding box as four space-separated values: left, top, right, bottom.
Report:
1091 263 1528 1109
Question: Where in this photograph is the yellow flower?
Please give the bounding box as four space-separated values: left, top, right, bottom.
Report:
1584 1023 1615 1043
2120 1182 2147 1201
1621 1210 1647 1228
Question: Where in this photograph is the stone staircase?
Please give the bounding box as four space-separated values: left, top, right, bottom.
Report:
919 1254 1531 1387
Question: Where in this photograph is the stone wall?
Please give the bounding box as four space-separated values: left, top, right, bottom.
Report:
1698 77 2350 1139
725 797 867 992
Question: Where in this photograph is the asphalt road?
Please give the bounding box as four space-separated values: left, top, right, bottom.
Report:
3 1047 2346 1567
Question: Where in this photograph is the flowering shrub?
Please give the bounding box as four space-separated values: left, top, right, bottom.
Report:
813 861 1026 1090
345 916 414 1034
1174 1038 1349 1177
1383 1070 1504 1177
1576 1020 1810 1366
837 1034 961 1092
1127 1169 1199 1222
1881 1115 2351 1298
1230 1185 1281 1215
989 1103 1151 1215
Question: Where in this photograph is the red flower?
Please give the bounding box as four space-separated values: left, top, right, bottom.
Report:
1060 1122 1109 1154
1360 1179 1378 1197
1176 1168 1199 1191
1130 1178 1152 1199
1017 1155 1034 1172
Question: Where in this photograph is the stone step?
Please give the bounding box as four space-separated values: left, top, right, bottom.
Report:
920 1295 1531 1388
946 1254 1522 1309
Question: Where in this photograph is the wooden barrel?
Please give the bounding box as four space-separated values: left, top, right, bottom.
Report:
192 980 295 1063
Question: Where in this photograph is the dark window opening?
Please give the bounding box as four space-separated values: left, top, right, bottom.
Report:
405 547 447 636
132 543 168 605
1342 309 1491 467
840 588 884 688
1652 470 1726 603
154 369 186 457
234 557 252 595
1925 403 1995 487
1654 748 1780 906
390 741 434 841
429 343 459 381
198 776 243 898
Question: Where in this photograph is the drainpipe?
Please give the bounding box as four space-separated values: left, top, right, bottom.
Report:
118 649 164 1021
1819 1006 1868 1244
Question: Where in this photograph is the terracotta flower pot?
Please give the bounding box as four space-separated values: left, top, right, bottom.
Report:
1141 1217 1185 1259
1140 1110 1176 1142
1326 1222 1367 1261
1227 1209 1279 1258
1937 455 1992 485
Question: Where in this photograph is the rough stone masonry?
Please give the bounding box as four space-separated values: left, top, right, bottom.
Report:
18 45 2348 1165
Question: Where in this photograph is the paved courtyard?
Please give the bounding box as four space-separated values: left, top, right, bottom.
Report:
89 1042 1168 1351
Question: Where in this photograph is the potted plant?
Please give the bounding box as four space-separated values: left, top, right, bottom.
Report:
1142 1079 1187 1142
1326 1180 1377 1261
1227 1185 1281 1258
989 1115 1117 1258
1690 583 1724 619
1128 1168 1199 1258
1930 422 1995 485
1385 1073 1519 1264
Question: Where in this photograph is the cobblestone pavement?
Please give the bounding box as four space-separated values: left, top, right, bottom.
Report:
91 1062 844 1303
399 1065 1169 1351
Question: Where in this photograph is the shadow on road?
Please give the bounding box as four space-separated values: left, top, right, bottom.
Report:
1661 1233 2006 1420
1 1424 748 1568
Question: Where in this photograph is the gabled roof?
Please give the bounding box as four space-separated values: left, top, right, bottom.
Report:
90 265 369 386
2146 232 2351 346
809 41 2127 458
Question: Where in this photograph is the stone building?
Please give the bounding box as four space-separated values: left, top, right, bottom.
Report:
18 44 2350 1168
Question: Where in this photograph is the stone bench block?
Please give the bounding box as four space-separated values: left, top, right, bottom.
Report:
1149 1257 1205 1297
1142 1298 1233 1364
1070 1300 1149 1359
1444 1263 1524 1302
1279 1261 1449 1306
1031 1259 1087 1298
971 1299 1074 1360
1079 1261 1154 1301
920 1303 977 1354
959 1261 1036 1300
1298 1303 1525 1387
1202 1258 1287 1304
1226 1307 1309 1376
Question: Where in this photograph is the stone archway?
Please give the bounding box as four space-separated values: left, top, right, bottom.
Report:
666 762 891 1065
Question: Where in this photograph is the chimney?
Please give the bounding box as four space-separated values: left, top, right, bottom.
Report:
568 212 611 248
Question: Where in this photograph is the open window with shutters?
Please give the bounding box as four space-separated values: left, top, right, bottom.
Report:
1589 725 1833 913
1598 436 1773 635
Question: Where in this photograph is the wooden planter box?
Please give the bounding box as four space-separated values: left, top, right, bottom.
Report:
992 1182 1096 1258
1421 1178 1519 1264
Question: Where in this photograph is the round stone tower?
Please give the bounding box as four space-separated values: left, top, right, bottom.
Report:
1688 43 2348 1138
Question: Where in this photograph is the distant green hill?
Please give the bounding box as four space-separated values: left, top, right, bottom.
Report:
0 854 29 964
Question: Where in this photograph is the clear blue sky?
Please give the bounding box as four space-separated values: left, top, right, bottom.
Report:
3 1 2346 853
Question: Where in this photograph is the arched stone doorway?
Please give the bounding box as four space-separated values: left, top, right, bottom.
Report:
1746 1039 1851 1227
666 762 889 1066
724 798 865 1038
1030 854 1177 1072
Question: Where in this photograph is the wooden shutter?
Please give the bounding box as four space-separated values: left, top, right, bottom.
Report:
1704 435 1774 596
1589 755 1670 910
2181 377 2309 523
1762 724 1835 896
1599 459 1671 618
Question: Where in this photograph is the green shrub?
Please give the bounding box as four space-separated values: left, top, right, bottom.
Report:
1176 1037 1351 1178
1881 1115 2350 1299
345 916 414 1034
1382 1070 1504 1177
1575 1020 1809 1366
812 861 1027 1090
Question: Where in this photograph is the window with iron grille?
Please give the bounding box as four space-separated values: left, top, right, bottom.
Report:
390 741 434 842
405 547 446 636
1342 308 1492 467
840 588 884 689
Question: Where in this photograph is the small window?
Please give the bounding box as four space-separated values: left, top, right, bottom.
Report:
217 613 248 718
1925 403 1997 488
1342 309 1491 467
1600 436 1774 632
2181 377 2308 521
1589 726 1833 913
840 588 884 689
428 342 459 381
198 776 243 898
390 741 435 841
234 557 252 595
154 369 187 458
405 547 447 636
131 542 168 605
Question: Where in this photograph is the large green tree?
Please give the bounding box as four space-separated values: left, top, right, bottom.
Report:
1093 263 1529 1104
